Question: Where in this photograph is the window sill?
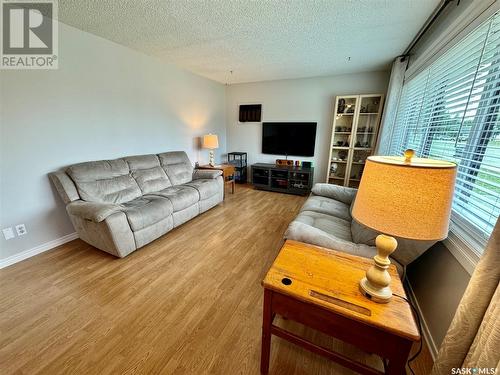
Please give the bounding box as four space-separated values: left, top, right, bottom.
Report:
443 230 480 276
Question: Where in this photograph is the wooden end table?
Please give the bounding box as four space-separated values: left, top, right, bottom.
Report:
197 164 235 197
261 240 420 375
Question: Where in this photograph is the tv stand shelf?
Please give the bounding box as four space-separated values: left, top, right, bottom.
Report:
251 163 314 196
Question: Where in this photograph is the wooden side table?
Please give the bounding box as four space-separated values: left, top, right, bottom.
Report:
197 164 235 197
261 240 420 375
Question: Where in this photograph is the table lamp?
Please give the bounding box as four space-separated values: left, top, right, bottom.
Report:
202 134 219 167
352 150 457 303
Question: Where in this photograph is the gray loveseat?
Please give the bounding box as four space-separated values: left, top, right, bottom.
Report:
50 151 223 258
284 183 435 269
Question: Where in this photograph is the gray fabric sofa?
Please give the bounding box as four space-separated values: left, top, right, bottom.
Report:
50 151 223 258
284 183 435 269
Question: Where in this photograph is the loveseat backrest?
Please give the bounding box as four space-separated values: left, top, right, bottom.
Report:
124 154 172 194
66 158 142 204
50 151 195 205
157 151 194 185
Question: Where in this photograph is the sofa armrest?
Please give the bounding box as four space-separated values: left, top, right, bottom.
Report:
66 200 122 223
311 183 357 205
192 169 222 180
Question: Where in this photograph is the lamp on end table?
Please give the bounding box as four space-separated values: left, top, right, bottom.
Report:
352 149 457 303
202 134 219 167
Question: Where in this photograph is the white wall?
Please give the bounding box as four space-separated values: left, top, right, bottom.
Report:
225 72 389 183
0 22 226 260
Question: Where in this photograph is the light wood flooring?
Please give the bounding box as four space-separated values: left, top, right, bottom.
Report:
0 185 433 374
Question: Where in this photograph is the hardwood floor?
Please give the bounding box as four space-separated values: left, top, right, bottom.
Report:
0 185 433 374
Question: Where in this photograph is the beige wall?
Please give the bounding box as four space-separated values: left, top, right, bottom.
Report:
0 22 226 261
225 71 390 183
407 243 470 356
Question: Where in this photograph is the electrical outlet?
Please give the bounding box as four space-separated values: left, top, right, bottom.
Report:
15 224 27 236
2 227 15 240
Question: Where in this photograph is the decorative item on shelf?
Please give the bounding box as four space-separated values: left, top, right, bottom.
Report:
366 99 379 113
336 140 344 146
338 98 346 113
355 141 362 147
202 134 219 167
360 106 367 113
343 141 349 147
330 163 338 174
352 149 457 303
354 149 371 162
301 161 312 168
336 126 342 132
294 160 301 167
346 105 354 113
276 159 294 166
338 150 348 160
358 126 366 132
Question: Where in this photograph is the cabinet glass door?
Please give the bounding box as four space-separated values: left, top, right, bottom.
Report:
348 95 382 188
329 96 358 186
354 95 382 150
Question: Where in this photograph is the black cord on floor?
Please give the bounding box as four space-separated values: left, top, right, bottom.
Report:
393 293 422 374
392 288 423 375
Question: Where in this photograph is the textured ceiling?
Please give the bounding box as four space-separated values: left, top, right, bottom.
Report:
58 0 440 84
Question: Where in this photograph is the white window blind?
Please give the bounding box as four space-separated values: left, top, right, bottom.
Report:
389 12 500 254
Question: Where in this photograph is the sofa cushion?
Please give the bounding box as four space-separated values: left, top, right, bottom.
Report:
183 179 219 200
125 154 172 194
284 220 377 259
311 183 357 205
148 185 199 212
49 171 80 204
158 151 194 185
121 196 173 231
192 169 222 180
351 219 378 246
295 210 352 242
300 195 351 221
67 159 141 203
67 200 122 222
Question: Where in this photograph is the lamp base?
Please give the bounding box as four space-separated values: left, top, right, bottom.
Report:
209 150 215 167
359 234 398 304
359 277 392 303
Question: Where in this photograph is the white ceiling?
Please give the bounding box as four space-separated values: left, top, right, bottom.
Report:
58 0 440 84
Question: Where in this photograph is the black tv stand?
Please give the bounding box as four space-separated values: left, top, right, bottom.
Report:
251 163 314 196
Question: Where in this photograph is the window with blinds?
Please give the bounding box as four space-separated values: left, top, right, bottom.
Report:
388 12 500 254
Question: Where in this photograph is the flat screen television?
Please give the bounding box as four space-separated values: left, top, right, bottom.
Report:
262 122 317 157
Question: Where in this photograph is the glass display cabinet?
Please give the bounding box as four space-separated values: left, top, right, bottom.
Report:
327 94 384 188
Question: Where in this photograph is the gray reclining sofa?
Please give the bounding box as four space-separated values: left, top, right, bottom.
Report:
50 151 223 258
285 183 435 270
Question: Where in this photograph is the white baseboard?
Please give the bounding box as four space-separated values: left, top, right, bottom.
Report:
0 232 79 269
406 281 439 360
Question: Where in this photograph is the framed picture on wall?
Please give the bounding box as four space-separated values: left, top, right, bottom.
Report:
239 104 262 122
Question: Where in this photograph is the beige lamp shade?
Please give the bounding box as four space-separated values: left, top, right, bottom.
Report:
352 154 457 241
202 134 219 149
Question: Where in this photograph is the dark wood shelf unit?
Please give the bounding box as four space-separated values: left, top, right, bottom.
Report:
228 152 248 183
251 163 314 196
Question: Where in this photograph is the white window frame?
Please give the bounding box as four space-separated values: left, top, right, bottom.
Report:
390 4 500 274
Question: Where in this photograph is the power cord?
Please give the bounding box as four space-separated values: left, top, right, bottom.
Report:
392 266 423 375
